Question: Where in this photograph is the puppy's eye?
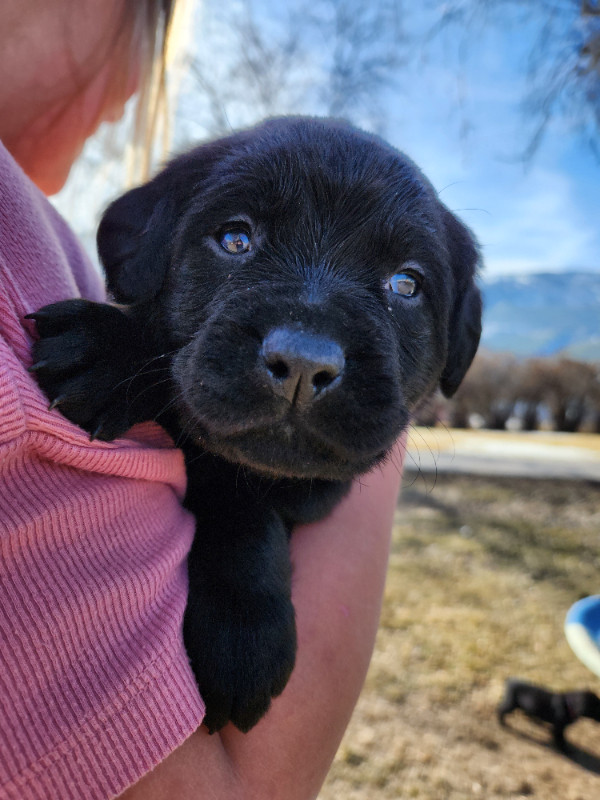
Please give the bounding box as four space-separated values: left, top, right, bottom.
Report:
219 227 251 254
386 271 421 298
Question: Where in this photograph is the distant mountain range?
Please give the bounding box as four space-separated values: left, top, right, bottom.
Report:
479 271 600 361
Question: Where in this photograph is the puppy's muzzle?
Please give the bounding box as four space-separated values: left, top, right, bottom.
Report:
260 327 345 407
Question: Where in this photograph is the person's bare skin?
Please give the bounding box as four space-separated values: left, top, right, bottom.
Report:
119 459 402 799
0 3 404 796
0 0 139 194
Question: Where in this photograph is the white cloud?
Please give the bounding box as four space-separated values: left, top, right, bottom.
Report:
467 167 599 276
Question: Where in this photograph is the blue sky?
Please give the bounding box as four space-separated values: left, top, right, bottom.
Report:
174 0 600 279
382 8 600 279
55 2 600 280
393 81 600 278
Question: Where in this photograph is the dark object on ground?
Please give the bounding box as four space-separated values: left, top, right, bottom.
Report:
498 678 600 750
28 117 482 733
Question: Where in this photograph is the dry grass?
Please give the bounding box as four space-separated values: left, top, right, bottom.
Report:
319 472 600 799
407 427 600 454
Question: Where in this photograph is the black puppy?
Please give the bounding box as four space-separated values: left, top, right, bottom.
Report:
498 678 600 750
28 117 482 733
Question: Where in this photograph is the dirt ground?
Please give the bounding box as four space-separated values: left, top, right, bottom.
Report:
319 470 600 799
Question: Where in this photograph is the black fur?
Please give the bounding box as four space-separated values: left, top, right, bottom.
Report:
28 117 482 733
498 678 600 750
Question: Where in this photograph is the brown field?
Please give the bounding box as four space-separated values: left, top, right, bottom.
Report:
320 470 600 799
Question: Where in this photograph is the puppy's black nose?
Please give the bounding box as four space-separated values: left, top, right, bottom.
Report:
261 327 344 406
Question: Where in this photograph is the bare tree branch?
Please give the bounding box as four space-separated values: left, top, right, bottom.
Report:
188 0 408 136
430 0 600 157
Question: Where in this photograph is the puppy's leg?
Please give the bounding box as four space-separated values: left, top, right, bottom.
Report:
497 680 519 725
183 456 297 733
580 690 600 722
552 724 569 751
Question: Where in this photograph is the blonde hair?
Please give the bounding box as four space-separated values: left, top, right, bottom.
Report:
118 0 187 183
127 0 182 182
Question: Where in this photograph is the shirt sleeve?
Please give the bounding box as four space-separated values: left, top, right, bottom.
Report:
0 142 204 800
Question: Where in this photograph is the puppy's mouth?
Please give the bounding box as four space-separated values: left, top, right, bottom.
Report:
172 320 408 480
181 405 393 480
203 430 386 481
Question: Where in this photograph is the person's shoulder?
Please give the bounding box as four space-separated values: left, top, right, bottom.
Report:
0 139 105 313
0 140 107 446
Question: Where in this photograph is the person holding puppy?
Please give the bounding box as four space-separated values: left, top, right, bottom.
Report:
0 2 404 798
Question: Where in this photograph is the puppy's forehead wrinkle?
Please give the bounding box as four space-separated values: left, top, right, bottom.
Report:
194 121 436 230
237 250 383 307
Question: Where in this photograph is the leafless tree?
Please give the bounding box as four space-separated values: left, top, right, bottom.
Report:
510 356 599 432
186 0 407 137
186 2 303 137
449 350 520 429
430 0 600 156
302 0 406 122
416 353 599 432
588 363 600 432
543 358 598 431
514 358 548 431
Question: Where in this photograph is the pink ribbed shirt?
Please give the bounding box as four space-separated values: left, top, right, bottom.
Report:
0 142 205 800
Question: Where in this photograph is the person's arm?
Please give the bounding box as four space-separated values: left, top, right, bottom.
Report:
119 445 404 800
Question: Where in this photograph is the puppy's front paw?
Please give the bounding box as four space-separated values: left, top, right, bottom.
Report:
184 589 297 734
27 299 137 440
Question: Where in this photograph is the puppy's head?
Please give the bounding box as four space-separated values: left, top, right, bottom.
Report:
98 117 482 479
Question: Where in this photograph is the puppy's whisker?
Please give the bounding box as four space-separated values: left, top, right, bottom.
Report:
382 434 413 483
121 368 172 402
404 446 429 489
110 366 168 396
174 415 203 451
125 376 174 409
134 349 178 370
351 475 367 493
149 389 187 427
387 446 405 479
127 349 178 377
408 423 440 478
173 418 195 449
182 448 212 468
172 402 212 450
424 423 443 492
407 422 441 493
111 350 177 397
397 438 421 488
141 349 179 366
252 471 276 504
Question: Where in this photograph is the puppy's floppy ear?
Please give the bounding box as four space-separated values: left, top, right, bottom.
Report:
97 178 178 304
96 142 223 303
439 207 483 398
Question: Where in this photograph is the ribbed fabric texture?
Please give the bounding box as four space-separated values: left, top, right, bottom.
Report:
0 141 205 800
